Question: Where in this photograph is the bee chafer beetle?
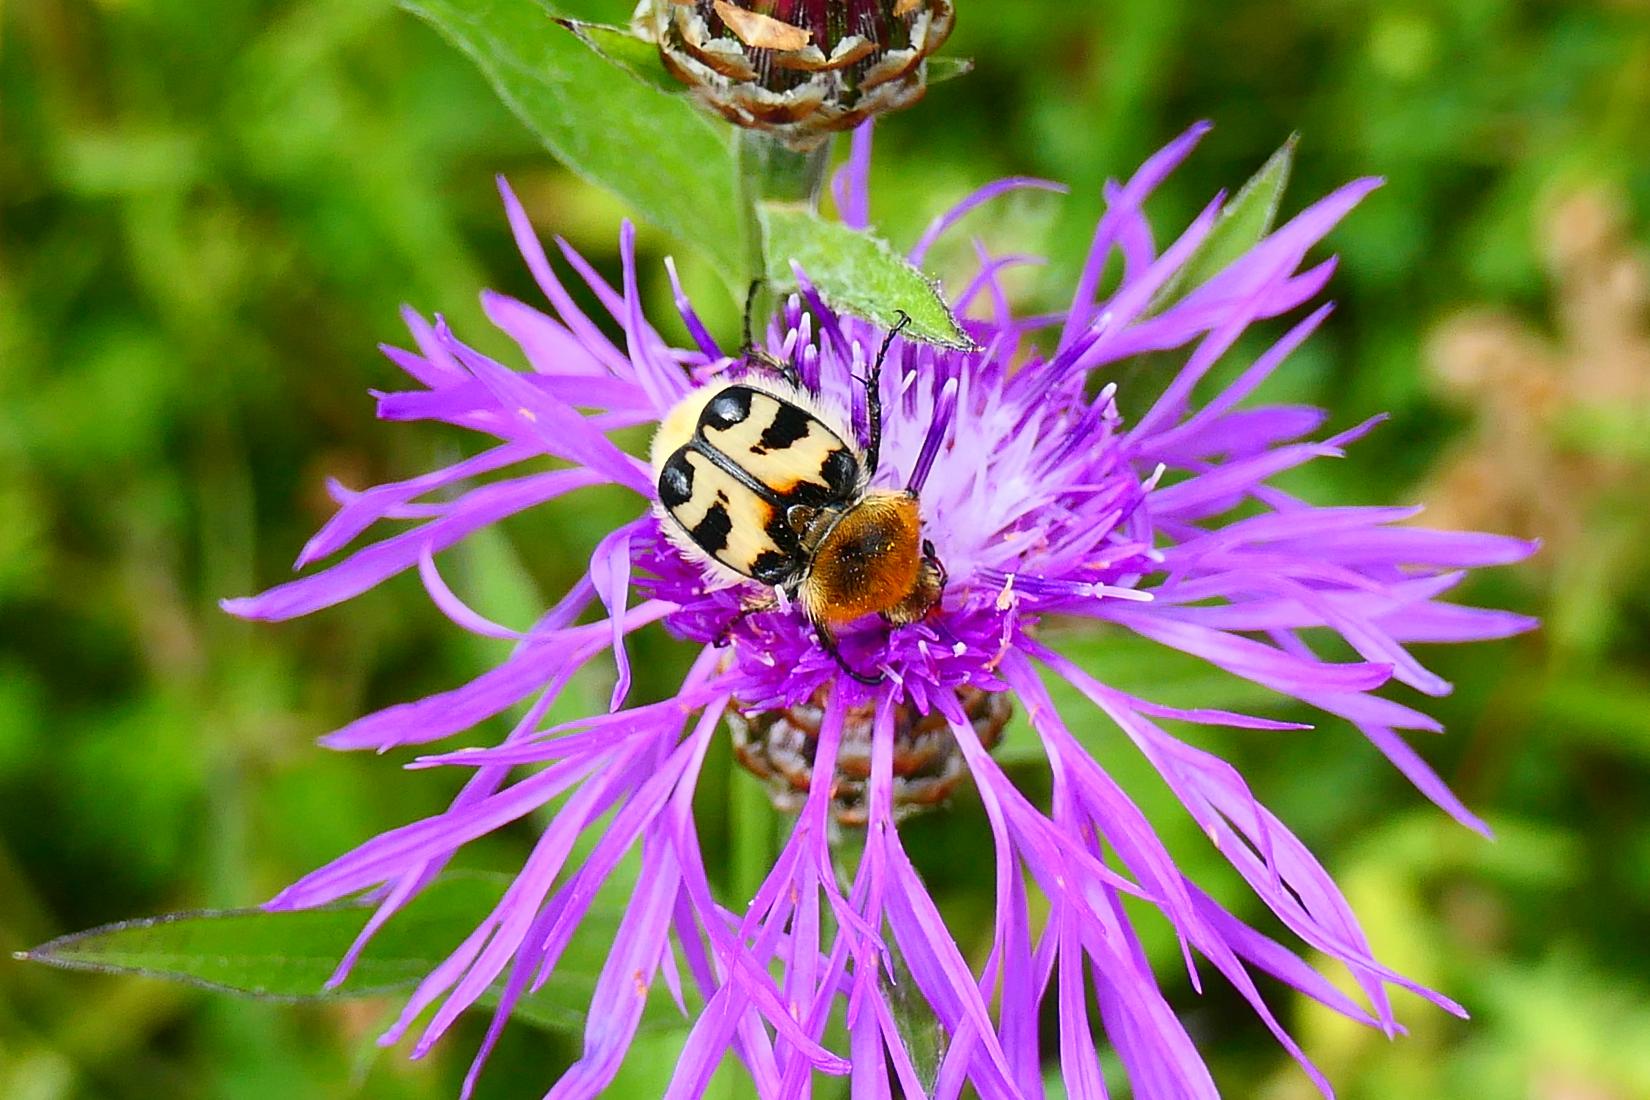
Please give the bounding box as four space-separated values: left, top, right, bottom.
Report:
650 316 943 682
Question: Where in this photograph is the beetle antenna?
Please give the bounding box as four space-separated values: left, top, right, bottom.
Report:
740 279 798 387
864 311 911 477
815 621 883 686
741 279 762 354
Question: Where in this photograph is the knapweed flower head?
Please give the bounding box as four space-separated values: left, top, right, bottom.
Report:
227 123 1536 1098
642 0 953 146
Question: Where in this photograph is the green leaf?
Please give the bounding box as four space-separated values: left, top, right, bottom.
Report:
760 205 975 350
17 872 509 1000
886 936 945 1092
925 56 975 85
402 0 744 285
17 871 690 1036
1150 134 1297 312
558 20 682 96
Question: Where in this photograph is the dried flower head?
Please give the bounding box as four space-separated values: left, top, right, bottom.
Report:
639 0 954 146
1425 184 1650 565
227 125 1536 1097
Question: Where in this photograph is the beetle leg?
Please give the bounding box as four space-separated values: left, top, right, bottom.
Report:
814 620 883 685
923 538 948 601
740 279 799 388
715 589 781 648
863 310 911 477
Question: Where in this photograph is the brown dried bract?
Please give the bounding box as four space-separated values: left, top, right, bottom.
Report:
637 0 955 149
711 1 812 51
728 686 1011 827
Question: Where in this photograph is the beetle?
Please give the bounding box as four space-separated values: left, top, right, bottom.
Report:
650 311 942 682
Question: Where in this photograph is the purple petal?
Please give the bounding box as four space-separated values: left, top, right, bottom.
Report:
833 121 875 230
224 470 606 622
497 178 634 378
911 177 1068 265
1358 724 1492 837
437 327 653 495
481 290 612 379
1061 120 1212 350
417 548 525 640
295 439 539 568
617 221 692 413
320 604 672 751
1102 611 1394 695
590 523 640 711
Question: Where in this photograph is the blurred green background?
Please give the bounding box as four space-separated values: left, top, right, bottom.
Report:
4 0 1650 1096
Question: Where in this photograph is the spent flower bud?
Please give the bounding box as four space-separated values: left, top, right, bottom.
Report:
639 0 954 147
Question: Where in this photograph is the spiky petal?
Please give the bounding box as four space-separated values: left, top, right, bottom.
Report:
226 124 1536 1098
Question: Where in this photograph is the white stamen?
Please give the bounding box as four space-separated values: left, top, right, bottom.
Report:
1088 585 1154 603
995 573 1017 611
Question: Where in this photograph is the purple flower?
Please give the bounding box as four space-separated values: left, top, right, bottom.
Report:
226 122 1536 1098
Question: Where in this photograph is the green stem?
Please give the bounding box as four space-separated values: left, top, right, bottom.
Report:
737 129 833 209
735 130 833 322
732 773 775 904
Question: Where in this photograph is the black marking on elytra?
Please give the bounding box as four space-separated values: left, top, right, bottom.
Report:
821 448 860 497
691 502 734 556
763 509 806 558
701 387 754 433
766 447 863 514
750 551 795 586
754 403 812 454
772 479 836 512
658 451 695 509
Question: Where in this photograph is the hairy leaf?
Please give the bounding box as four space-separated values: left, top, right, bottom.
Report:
761 205 974 350
19 872 507 999
558 20 682 95
17 872 687 1035
404 0 744 283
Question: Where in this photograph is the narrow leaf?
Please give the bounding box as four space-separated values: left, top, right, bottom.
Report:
761 205 975 350
18 871 689 1035
1152 134 1298 312
558 20 682 95
403 0 745 284
18 873 510 1000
